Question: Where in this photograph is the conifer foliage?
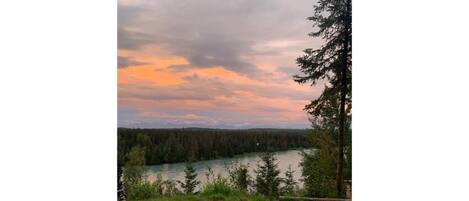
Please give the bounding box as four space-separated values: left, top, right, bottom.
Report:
294 0 352 196
255 152 281 198
178 162 201 194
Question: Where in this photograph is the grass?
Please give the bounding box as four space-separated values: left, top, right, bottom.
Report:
137 193 270 201
129 176 271 201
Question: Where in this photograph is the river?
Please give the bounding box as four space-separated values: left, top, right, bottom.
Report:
144 149 313 189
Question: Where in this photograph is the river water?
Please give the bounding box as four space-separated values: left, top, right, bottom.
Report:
144 149 313 188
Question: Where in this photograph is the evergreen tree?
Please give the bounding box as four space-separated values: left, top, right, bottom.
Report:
255 152 281 198
282 165 297 195
300 93 352 197
228 163 251 192
178 161 200 194
294 0 352 196
301 132 337 197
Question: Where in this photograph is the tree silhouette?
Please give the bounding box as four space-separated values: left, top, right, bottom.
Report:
178 161 200 194
294 0 351 196
255 152 281 198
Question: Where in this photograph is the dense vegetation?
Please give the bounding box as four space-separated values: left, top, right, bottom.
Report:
138 193 269 201
118 128 311 165
119 132 351 201
121 148 293 201
118 128 311 201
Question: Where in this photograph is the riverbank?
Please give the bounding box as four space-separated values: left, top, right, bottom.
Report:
118 128 311 165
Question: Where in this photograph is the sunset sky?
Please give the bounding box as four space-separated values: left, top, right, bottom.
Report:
118 0 323 128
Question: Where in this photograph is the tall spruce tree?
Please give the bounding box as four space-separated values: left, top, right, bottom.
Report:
294 0 352 196
178 161 200 194
255 152 281 198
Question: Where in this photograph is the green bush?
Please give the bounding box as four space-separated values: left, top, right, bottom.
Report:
144 194 269 201
202 176 237 196
127 182 159 201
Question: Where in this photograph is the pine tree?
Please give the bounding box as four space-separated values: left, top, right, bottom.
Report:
282 165 297 195
255 152 281 198
178 161 200 194
294 0 352 196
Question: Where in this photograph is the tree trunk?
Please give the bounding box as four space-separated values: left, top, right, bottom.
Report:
336 65 346 197
336 0 351 197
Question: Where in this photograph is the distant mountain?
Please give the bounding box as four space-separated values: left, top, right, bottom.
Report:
118 127 310 133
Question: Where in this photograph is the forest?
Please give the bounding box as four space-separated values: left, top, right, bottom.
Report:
118 128 311 165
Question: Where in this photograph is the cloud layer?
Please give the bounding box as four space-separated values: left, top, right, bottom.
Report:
118 0 323 128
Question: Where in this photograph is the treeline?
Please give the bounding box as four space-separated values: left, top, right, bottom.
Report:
118 128 311 165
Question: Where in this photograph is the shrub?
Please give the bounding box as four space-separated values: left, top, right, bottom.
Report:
202 175 237 196
161 179 181 196
123 146 146 190
127 182 159 201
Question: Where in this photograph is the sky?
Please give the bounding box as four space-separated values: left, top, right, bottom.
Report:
118 0 323 129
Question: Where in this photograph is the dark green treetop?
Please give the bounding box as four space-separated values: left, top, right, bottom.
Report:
178 161 200 194
255 152 281 198
294 0 352 118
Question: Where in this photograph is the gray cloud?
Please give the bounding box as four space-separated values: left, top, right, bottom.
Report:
119 73 316 103
118 0 321 128
161 64 193 72
118 56 147 68
118 28 154 50
277 66 299 76
118 0 318 76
